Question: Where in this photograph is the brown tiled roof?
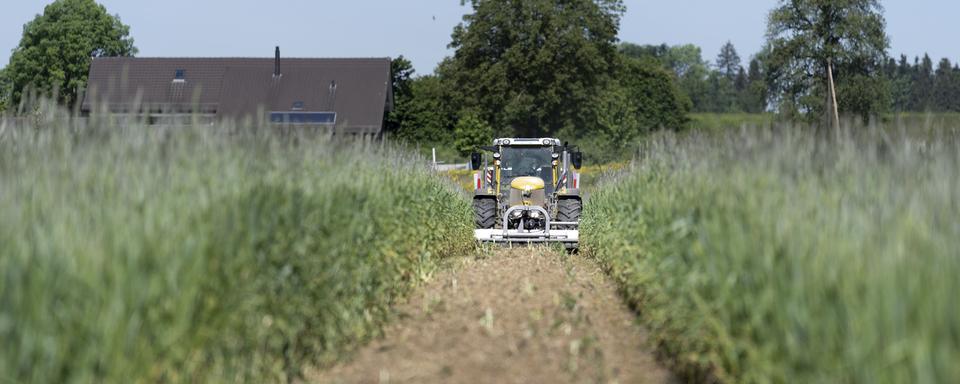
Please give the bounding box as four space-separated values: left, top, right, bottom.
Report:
81 57 392 134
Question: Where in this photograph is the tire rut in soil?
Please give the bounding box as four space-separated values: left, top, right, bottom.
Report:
308 247 675 384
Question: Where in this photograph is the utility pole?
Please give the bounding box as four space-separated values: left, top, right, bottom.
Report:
827 58 841 133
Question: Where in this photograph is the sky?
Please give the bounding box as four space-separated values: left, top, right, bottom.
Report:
1 1 958 74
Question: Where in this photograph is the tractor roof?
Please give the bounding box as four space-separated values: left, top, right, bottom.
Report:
493 138 561 146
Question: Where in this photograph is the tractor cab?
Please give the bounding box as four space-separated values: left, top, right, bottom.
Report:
500 145 555 194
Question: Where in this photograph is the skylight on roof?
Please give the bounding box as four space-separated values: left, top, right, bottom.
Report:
174 69 185 80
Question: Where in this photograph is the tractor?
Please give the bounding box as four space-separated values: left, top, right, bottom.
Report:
470 138 583 249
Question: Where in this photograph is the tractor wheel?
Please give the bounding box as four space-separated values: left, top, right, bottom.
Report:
556 198 582 229
473 198 497 229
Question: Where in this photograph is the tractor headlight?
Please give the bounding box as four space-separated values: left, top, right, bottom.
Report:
509 210 524 220
528 210 542 219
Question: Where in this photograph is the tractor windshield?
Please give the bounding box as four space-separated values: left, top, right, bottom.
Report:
500 146 553 192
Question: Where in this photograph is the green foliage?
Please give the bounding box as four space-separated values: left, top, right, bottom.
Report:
885 54 960 113
715 41 741 79
621 42 761 114
580 56 690 160
931 58 960 112
386 1 689 163
618 57 690 131
4 0 136 107
764 0 889 121
0 68 8 112
742 58 768 113
657 44 712 112
443 0 625 137
583 125 960 382
453 113 494 156
0 112 473 383
385 55 416 135
687 113 776 131
391 75 456 145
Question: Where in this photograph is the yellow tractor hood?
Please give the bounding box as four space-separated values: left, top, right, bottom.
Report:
510 176 545 192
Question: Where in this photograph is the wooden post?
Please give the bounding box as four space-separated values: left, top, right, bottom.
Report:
827 58 841 132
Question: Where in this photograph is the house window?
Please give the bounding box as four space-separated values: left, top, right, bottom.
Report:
269 112 336 125
174 69 186 82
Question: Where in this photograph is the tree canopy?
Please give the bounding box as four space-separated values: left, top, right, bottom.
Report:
3 0 137 107
716 41 742 79
884 54 960 113
764 0 889 121
442 0 625 138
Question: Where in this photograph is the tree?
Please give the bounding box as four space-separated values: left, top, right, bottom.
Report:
734 67 748 92
4 0 136 107
453 113 494 156
704 71 737 112
621 43 711 112
764 0 889 122
933 58 959 112
623 57 690 127
742 58 768 113
0 68 8 112
385 56 416 135
716 41 742 79
443 0 625 137
391 75 456 144
886 55 911 111
909 54 935 111
618 43 669 62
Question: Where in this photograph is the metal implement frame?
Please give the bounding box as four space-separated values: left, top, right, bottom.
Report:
474 206 579 249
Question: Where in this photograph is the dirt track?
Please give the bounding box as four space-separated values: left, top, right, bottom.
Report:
309 247 674 384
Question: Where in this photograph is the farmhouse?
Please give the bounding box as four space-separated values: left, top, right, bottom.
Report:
81 48 393 135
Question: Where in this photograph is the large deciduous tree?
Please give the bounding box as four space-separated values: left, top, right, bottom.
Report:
4 0 137 107
764 0 889 122
443 0 625 137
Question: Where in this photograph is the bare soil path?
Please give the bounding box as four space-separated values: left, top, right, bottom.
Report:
308 247 675 384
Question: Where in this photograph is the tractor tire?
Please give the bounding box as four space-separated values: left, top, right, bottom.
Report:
473 198 497 229
556 198 582 229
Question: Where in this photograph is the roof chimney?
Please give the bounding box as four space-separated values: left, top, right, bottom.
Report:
274 46 281 78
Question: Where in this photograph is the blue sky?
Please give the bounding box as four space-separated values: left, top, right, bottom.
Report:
1 1 957 74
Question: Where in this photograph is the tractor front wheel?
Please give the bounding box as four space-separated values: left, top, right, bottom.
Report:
473 198 497 229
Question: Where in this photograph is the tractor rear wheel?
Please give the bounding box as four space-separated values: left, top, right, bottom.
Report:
556 198 582 229
473 198 497 229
